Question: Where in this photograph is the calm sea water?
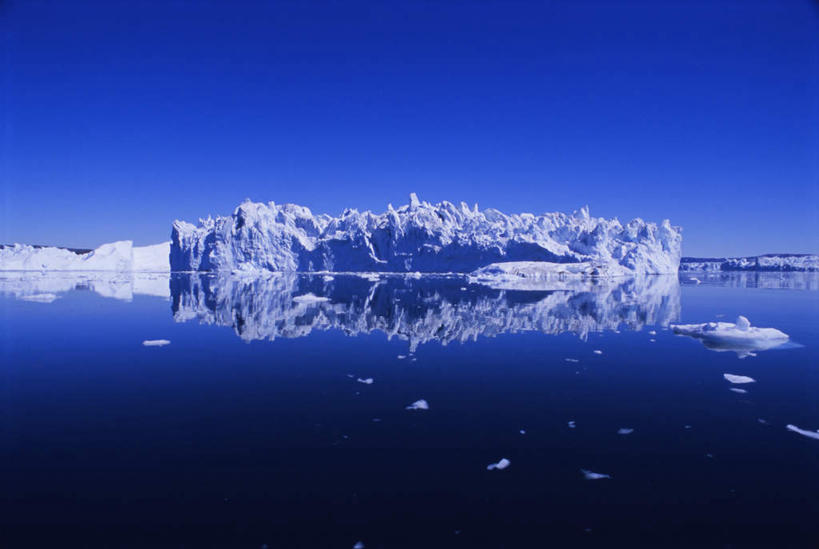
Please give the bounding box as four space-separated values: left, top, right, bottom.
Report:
1 272 817 548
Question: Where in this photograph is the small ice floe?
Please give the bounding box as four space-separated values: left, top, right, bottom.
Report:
353 541 365 549
564 358 579 363
20 293 60 303
593 350 603 355
649 338 656 342
142 339 171 347
346 374 355 378
322 275 335 282
786 424 819 441
397 355 406 359
648 330 657 336
757 418 769 425
617 428 634 435
568 420 576 429
689 277 702 284
356 377 374 385
684 425 692 430
292 293 330 304
671 316 789 358
723 373 756 384
519 429 526 435
487 458 511 471
581 469 611 480
405 399 429 411
460 287 467 291
729 388 748 394
371 418 381 423
706 453 714 459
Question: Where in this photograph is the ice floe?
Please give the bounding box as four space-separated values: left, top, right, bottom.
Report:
19 293 59 303
581 469 611 480
405 399 429 411
723 373 756 384
356 377 374 385
729 388 748 394
568 421 576 429
564 358 579 363
487 458 511 471
672 316 789 358
617 428 634 435
593 350 603 355
786 424 819 441
353 541 365 549
142 339 171 347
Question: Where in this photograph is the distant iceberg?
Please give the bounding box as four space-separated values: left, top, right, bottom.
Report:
0 241 170 272
170 195 682 275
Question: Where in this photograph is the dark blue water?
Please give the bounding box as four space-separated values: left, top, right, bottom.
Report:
1 272 818 548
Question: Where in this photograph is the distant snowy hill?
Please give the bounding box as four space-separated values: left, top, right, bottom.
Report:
171 194 682 275
680 254 819 272
0 241 170 272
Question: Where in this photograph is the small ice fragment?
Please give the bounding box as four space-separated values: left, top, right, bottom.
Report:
729 388 747 394
649 338 656 342
519 429 526 435
593 350 603 355
356 377 374 385
142 339 171 347
322 275 334 282
689 277 701 284
292 293 330 303
581 469 611 480
684 425 692 430
568 421 576 429
706 453 714 458
353 542 365 549
405 399 429 411
460 287 467 291
397 355 406 359
648 330 657 335
564 358 579 363
757 418 769 425
371 418 381 423
724 373 755 384
617 428 634 435
487 458 510 471
346 374 355 378
786 424 819 440
20 293 59 303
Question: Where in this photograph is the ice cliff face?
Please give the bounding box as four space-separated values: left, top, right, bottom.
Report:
0 241 170 272
171 195 682 275
680 254 819 272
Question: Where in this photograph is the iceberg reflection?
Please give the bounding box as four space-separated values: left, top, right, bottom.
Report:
170 273 681 348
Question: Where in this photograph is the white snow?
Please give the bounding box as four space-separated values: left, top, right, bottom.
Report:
617 428 634 435
723 373 756 384
0 241 170 272
487 458 511 471
786 424 819 441
171 196 682 274
581 469 612 480
672 316 789 358
356 377 374 385
405 399 429 411
142 339 171 347
292 293 330 303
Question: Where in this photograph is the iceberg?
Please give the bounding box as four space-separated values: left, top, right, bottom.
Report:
0 241 170 272
170 196 681 274
680 254 819 272
671 316 789 358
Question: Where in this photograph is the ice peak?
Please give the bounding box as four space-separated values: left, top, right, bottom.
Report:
409 192 421 209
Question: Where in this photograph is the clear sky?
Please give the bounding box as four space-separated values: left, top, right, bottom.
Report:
1 1 817 256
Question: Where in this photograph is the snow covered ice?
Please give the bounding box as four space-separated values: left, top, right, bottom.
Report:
170 195 682 275
142 339 171 347
672 316 789 358
723 373 755 384
405 399 429 411
0 241 170 272
487 458 511 471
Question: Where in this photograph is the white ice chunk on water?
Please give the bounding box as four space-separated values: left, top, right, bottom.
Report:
353 542 365 549
786 424 819 441
397 355 407 359
565 358 579 363
356 377 374 385
405 399 429 411
593 350 603 355
487 458 511 470
142 339 171 347
581 469 611 480
519 429 526 435
20 293 59 303
292 293 330 303
689 277 702 284
724 373 756 384
730 388 748 394
568 421 576 428
672 316 789 358
648 330 657 335
617 428 634 435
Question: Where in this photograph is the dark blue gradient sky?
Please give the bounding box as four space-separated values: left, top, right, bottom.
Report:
2 1 817 255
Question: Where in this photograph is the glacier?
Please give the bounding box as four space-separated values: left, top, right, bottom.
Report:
680 254 819 272
170 195 682 275
0 241 170 272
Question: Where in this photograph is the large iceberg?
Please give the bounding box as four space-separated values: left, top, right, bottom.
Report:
0 241 170 272
170 195 682 275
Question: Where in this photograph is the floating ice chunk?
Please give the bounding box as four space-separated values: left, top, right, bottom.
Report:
649 338 656 342
487 458 511 471
568 420 576 428
397 355 407 359
723 373 755 384
405 399 429 411
353 541 365 549
786 424 819 441
519 429 526 435
672 317 789 358
757 418 769 425
617 428 634 435
142 339 171 347
565 358 579 363
581 469 611 480
689 277 702 284
20 293 59 303
292 293 330 304
323 275 334 282
648 330 657 335
593 350 603 355
729 388 748 394
684 425 692 430
356 377 374 385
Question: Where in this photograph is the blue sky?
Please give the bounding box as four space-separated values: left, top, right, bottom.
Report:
1 0 817 256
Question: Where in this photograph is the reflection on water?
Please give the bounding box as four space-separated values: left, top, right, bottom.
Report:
0 271 170 301
170 273 680 347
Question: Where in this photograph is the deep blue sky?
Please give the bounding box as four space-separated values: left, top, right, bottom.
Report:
1 1 817 256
